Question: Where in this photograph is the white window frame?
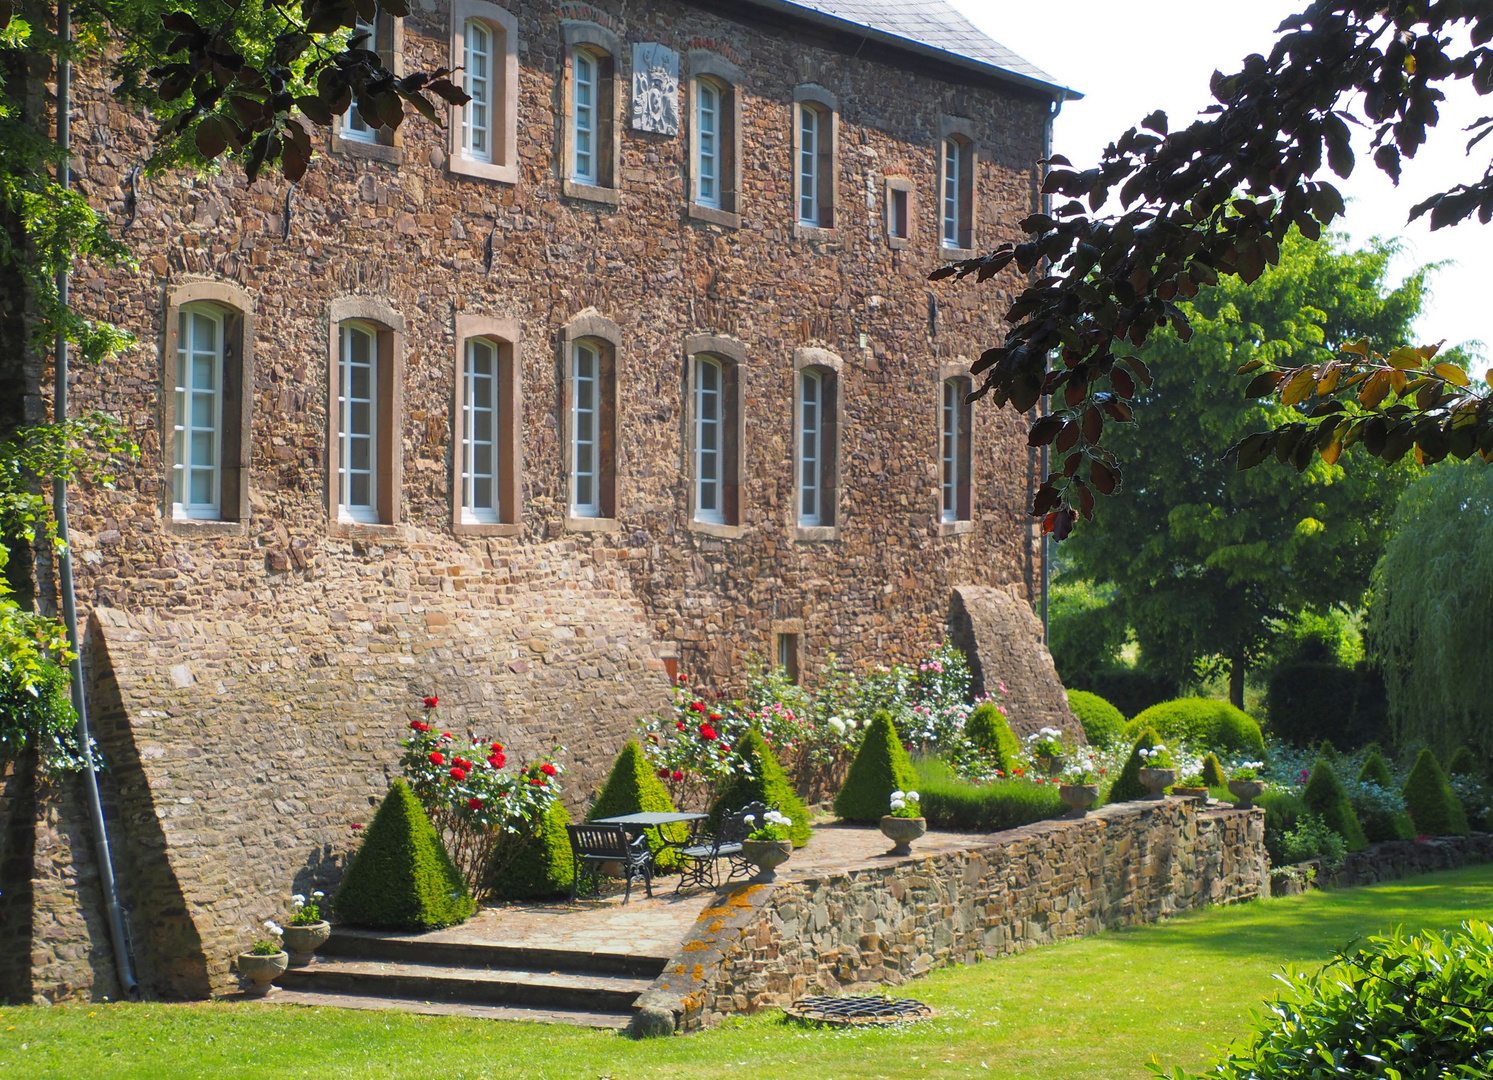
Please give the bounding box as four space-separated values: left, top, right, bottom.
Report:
571 340 601 517
173 304 224 520
342 14 379 143
338 322 380 524
694 355 724 524
798 368 823 526
462 17 493 163
942 137 961 248
942 378 960 522
798 103 819 226
696 79 721 210
571 48 598 185
461 337 500 524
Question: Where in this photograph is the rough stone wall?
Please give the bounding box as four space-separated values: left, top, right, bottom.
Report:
639 800 1267 1030
950 585 1079 738
17 0 1056 1001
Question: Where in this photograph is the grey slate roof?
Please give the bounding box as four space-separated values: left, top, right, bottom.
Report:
749 0 1079 97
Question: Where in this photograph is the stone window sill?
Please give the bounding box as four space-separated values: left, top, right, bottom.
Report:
794 222 836 242
329 519 407 542
940 245 976 261
793 524 839 542
331 133 403 165
888 235 911 250
687 518 745 540
938 519 974 537
688 203 741 230
566 514 622 533
449 155 519 185
164 518 247 539
453 520 524 537
563 179 621 206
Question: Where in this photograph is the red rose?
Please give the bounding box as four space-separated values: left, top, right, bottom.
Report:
690 701 706 713
451 767 467 781
491 742 503 752
699 724 718 741
440 732 453 741
351 822 363 830
540 763 557 777
468 797 482 810
720 744 730 753
529 778 543 786
676 673 689 684
671 770 684 782
676 721 686 731
488 753 506 769
708 713 722 722
423 696 439 709
658 768 671 779
409 719 422 730
429 752 444 765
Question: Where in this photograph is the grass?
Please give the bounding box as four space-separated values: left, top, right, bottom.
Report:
6 865 1493 1080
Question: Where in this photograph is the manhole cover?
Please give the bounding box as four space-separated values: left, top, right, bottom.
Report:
784 994 935 1027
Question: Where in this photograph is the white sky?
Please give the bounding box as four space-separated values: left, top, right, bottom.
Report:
952 0 1491 361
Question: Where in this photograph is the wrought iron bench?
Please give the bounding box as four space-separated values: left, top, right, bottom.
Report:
672 800 767 891
565 823 654 903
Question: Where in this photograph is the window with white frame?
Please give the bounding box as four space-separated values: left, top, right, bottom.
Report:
338 322 379 522
942 138 961 247
940 133 975 250
461 337 500 523
572 48 598 184
462 18 492 162
694 356 724 523
571 340 601 516
173 305 224 519
798 103 820 225
342 14 380 143
941 375 973 522
799 369 824 525
697 79 721 209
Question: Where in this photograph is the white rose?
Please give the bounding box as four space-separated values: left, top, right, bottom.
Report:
891 790 905 801
906 791 919 801
890 799 906 811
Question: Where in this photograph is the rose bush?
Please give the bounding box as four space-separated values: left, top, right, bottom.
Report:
636 677 755 810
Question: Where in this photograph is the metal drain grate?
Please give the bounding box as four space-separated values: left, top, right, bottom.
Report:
784 994 935 1027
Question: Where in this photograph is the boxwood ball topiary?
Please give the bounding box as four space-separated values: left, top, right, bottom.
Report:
1301 757 1369 852
709 727 812 846
1108 727 1165 803
588 739 683 868
834 711 921 824
965 702 1022 772
1125 698 1266 757
334 779 475 930
1402 749 1470 837
489 798 574 900
1066 690 1126 749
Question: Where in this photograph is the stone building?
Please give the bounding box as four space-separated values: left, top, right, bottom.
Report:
0 0 1075 1002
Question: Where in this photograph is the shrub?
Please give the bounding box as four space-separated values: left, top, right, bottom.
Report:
1448 745 1481 776
1107 727 1165 803
913 758 1065 831
1264 660 1388 750
488 799 574 901
1278 813 1348 873
1344 777 1414 844
1153 921 1493 1080
1301 758 1369 851
709 728 812 846
1402 748 1470 837
1125 698 1266 757
334 780 475 930
1200 752 1227 788
964 702 1021 772
1357 750 1394 789
588 739 684 868
1066 690 1126 749
1450 773 1493 832
1085 668 1178 718
1256 789 1307 864
833 711 921 824
1317 739 1339 762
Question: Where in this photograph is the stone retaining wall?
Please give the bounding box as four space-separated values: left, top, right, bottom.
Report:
637 799 1267 1032
1271 832 1493 896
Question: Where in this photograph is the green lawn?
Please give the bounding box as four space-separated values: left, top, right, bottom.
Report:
6 865 1493 1080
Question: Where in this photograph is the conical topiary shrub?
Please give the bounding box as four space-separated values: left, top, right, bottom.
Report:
588 739 683 868
1107 727 1164 803
1447 745 1480 777
965 702 1022 773
334 779 475 930
1402 749 1470 837
1318 739 1340 763
489 798 574 900
709 727 812 846
1358 751 1394 789
1200 752 1227 789
1302 757 1369 851
1065 690 1126 749
833 711 921 824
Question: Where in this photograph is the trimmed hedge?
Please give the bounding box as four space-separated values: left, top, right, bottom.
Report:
1107 727 1164 803
1358 751 1394 789
588 739 684 867
710 728 812 846
334 779 475 930
490 799 574 900
1083 668 1178 719
834 711 920 824
1066 690 1126 749
1264 660 1388 750
1200 752 1227 788
1125 698 1266 757
965 702 1021 772
914 758 1065 832
1402 749 1470 837
1302 758 1369 851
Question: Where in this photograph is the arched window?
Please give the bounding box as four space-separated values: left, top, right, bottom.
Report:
793 87 837 230
562 311 620 524
695 355 723 521
794 349 841 534
336 8 403 159
461 336 499 522
463 19 492 161
453 317 521 533
337 321 380 523
328 298 405 529
173 305 224 519
688 53 743 226
696 79 721 209
571 338 601 516
941 376 973 522
449 2 518 182
560 23 620 200
939 119 977 251
799 368 824 525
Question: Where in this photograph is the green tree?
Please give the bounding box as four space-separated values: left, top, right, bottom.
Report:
1061 233 1419 705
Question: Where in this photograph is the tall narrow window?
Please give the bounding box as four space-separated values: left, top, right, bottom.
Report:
338 323 379 523
776 633 800 683
461 338 500 523
939 130 975 250
173 305 223 519
941 376 973 523
798 104 819 225
343 14 380 143
697 80 720 209
571 341 600 517
462 19 492 162
799 369 822 525
942 137 961 248
572 49 597 184
890 187 909 240
695 356 723 523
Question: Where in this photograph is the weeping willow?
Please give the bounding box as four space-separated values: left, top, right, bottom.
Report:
1368 461 1493 756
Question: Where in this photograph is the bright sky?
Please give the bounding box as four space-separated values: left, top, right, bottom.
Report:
951 0 1492 361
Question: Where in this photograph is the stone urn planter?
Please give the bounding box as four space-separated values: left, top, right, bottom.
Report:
1058 784 1100 818
237 950 288 995
1228 779 1266 810
1138 767 1176 800
740 838 793 882
1172 785 1209 802
281 920 331 967
879 815 928 856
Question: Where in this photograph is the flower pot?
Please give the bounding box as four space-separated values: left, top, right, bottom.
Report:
1172 786 1209 802
237 950 288 995
1058 784 1100 818
879 815 928 856
740 838 793 882
1138 767 1176 800
1228 779 1265 810
281 920 330 967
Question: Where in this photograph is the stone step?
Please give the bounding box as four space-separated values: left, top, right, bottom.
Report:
318 927 670 979
275 957 654 1015
269 986 634 1029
